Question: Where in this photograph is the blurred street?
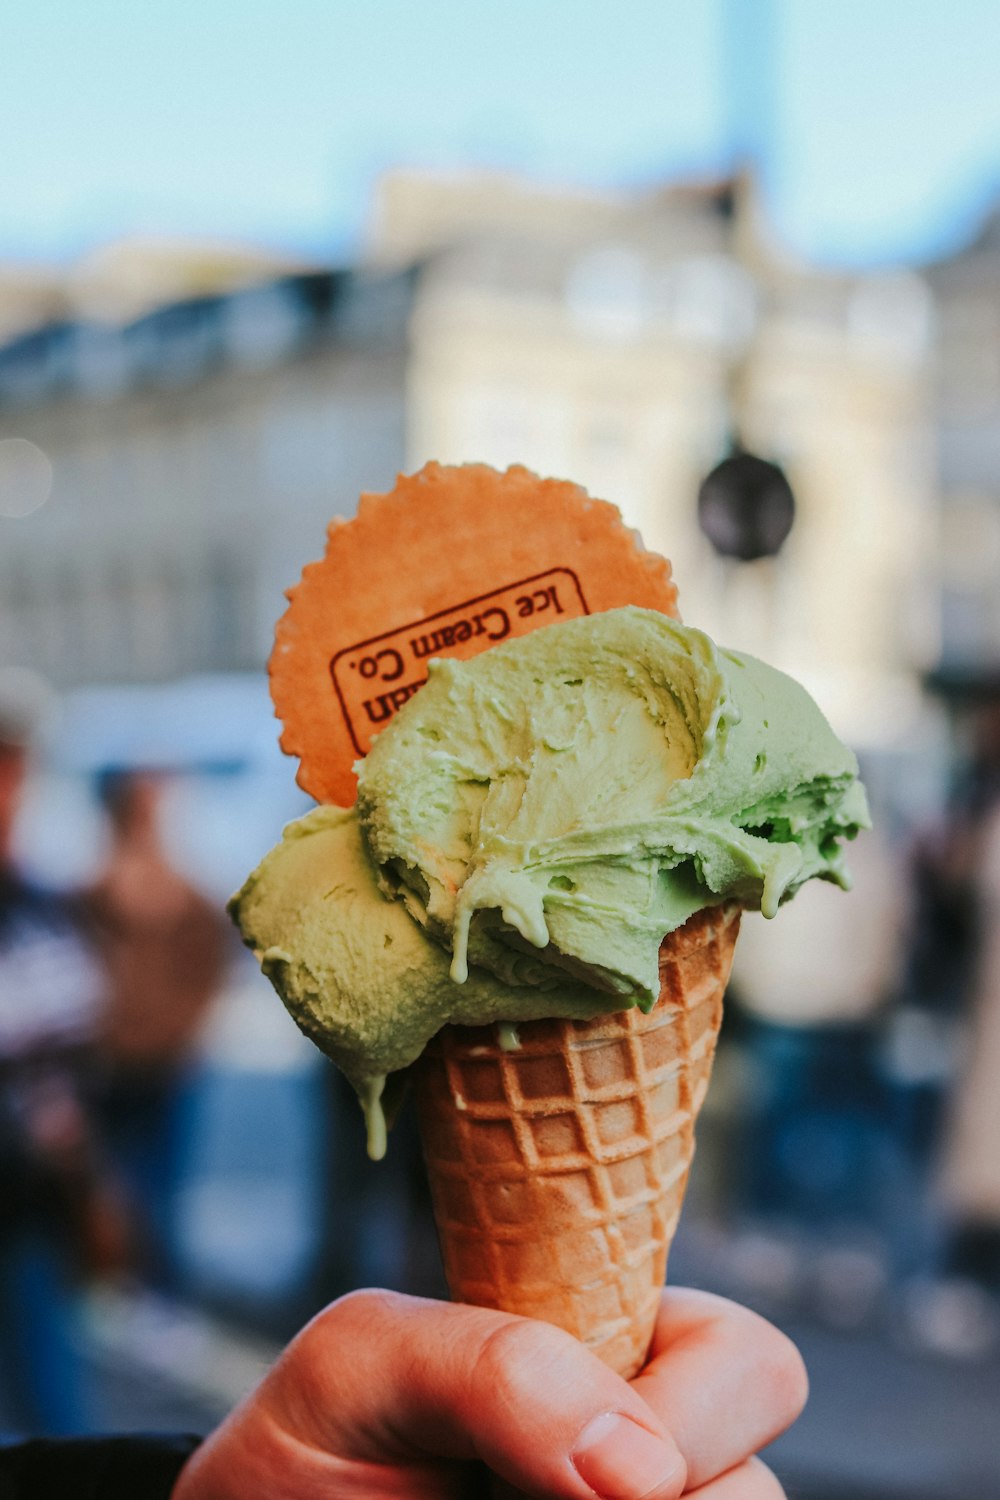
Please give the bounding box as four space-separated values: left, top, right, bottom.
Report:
769 1319 1000 1498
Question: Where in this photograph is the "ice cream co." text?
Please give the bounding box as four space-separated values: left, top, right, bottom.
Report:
330 570 589 755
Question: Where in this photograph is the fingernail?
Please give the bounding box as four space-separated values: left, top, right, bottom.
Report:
571 1411 684 1499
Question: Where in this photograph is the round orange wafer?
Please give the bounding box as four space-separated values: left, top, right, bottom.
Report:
270 462 680 805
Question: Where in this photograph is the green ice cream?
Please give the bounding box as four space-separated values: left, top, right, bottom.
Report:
358 608 869 1003
231 805 613 1156
231 607 868 1155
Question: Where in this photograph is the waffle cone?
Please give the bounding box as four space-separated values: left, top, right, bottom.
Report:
414 902 741 1379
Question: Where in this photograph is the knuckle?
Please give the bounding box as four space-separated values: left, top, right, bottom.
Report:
279 1288 428 1434
759 1328 809 1426
317 1285 405 1334
469 1316 578 1413
295 1288 405 1383
726 1308 809 1430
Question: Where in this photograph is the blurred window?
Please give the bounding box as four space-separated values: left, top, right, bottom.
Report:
565 246 647 342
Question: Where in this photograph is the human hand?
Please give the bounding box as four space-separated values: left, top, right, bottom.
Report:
172 1287 806 1499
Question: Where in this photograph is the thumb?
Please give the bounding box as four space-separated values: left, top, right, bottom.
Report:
280 1290 688 1499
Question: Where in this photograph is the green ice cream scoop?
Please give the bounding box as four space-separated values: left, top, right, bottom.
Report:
229 804 614 1156
357 607 869 1005
231 606 868 1154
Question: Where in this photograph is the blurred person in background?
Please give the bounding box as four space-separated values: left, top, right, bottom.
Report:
81 770 228 1292
0 676 126 1435
927 698 1000 1301
726 822 909 1253
940 797 1000 1297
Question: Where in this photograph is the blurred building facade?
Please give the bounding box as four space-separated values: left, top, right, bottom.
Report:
5 173 998 736
926 207 1000 673
0 243 413 689
374 169 937 746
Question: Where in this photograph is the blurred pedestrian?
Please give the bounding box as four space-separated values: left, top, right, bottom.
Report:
0 674 124 1435
81 770 227 1290
727 823 910 1241
906 694 1000 1299
940 798 1000 1294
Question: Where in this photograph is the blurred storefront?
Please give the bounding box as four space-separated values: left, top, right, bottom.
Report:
927 204 1000 672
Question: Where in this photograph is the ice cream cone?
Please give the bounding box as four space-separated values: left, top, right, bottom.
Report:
413 901 741 1380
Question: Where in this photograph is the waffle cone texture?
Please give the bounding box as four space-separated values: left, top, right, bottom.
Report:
414 901 741 1379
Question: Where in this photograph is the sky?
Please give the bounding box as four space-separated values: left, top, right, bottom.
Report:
2 0 1000 269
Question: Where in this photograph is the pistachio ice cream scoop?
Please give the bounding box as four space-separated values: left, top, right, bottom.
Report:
231 607 868 1153
231 804 612 1155
359 607 867 999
